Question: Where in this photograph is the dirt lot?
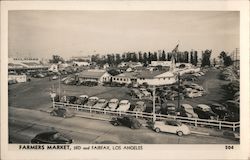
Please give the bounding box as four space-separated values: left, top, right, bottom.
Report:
8 68 231 111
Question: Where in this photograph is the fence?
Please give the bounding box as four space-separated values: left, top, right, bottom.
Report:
54 102 240 131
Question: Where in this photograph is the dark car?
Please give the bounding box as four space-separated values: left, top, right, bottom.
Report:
194 104 218 120
60 95 78 104
110 116 142 129
210 103 229 119
30 131 73 144
50 107 74 118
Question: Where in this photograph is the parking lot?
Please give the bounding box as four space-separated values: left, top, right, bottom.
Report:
9 68 230 111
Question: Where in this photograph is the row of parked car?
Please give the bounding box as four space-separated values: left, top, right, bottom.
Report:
155 82 205 101
53 94 148 112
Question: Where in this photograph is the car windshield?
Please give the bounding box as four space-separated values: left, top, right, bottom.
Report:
98 100 106 104
203 108 211 112
120 102 128 105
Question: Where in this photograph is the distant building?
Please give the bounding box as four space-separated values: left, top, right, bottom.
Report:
8 57 48 71
149 61 172 67
111 72 138 84
72 61 90 67
137 70 176 86
118 62 143 68
8 74 27 83
69 56 91 62
78 69 110 84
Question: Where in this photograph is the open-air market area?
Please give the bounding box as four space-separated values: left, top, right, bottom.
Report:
8 11 240 144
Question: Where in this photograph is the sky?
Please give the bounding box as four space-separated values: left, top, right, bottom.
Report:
8 11 239 59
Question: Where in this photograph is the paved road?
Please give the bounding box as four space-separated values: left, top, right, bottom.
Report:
9 107 238 144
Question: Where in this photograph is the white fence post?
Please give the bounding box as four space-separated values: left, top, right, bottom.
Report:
233 123 235 131
76 105 79 111
90 106 92 113
219 121 221 130
135 112 138 118
195 119 197 127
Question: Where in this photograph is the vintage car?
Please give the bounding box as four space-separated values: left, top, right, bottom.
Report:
117 100 130 112
194 104 218 120
31 131 73 144
110 116 142 129
50 107 74 118
153 119 191 136
179 104 199 118
93 99 108 109
108 99 119 111
84 96 99 108
75 95 89 105
133 101 146 112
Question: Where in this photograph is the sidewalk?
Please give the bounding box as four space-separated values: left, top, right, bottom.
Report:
38 106 239 141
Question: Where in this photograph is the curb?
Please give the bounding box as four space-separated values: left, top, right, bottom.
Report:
75 114 110 121
191 131 210 136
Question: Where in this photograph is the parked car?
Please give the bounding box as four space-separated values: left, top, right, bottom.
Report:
31 131 73 144
93 99 108 109
50 107 74 118
210 103 229 119
108 98 119 111
52 75 59 80
139 88 151 97
117 100 130 111
179 104 198 118
153 119 191 136
110 116 142 129
185 90 203 98
60 95 78 104
75 95 88 105
84 96 99 108
131 88 143 99
194 104 218 120
166 103 179 116
133 101 146 112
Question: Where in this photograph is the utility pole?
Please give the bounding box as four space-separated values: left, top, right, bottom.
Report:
152 85 156 122
58 75 61 98
177 72 180 110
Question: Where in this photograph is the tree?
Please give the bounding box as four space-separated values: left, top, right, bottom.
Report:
219 51 233 66
138 51 143 63
50 55 64 63
193 51 198 66
161 50 166 61
201 50 212 67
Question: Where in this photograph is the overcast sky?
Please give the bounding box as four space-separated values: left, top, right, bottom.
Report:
8 11 239 59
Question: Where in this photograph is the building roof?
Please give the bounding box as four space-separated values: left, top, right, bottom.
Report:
78 69 107 79
137 70 167 79
114 72 138 78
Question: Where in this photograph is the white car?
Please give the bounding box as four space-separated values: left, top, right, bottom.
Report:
52 75 59 80
180 104 199 118
117 100 130 112
186 90 203 98
108 99 119 111
153 120 191 136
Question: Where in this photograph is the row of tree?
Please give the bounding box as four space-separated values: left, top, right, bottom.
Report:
91 50 199 67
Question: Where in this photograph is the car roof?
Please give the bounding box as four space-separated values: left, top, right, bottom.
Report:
120 100 129 103
167 103 176 107
110 98 119 102
89 96 98 99
136 101 144 105
197 104 210 109
98 99 106 102
35 131 58 138
79 95 88 98
181 104 193 108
